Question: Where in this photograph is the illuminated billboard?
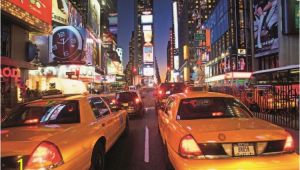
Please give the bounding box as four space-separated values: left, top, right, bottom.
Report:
141 15 153 24
87 0 101 37
173 2 179 48
174 55 179 70
143 46 154 63
143 25 152 31
143 67 154 76
144 30 152 43
9 0 52 24
253 0 279 57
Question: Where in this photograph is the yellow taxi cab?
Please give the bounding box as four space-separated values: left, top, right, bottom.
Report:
1 94 129 170
157 91 299 170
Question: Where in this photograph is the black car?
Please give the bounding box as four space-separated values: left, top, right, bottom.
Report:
154 82 186 111
115 91 145 117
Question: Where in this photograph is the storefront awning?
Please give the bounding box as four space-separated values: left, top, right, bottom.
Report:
1 57 37 70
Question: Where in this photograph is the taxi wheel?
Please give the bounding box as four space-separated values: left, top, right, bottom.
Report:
164 144 175 170
91 143 105 170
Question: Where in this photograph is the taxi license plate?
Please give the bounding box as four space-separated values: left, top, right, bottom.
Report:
233 143 255 157
122 103 129 107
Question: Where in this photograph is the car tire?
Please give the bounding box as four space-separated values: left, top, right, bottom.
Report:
164 144 174 170
122 116 129 137
90 143 105 170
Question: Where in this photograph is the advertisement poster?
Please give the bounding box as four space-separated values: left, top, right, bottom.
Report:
253 0 279 57
49 26 85 64
52 0 69 25
68 2 83 28
87 0 101 37
237 57 246 71
10 0 52 24
143 46 154 63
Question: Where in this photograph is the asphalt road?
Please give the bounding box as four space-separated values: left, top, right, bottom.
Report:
105 90 167 170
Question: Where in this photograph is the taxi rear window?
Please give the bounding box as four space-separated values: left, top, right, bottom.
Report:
177 97 252 120
2 100 80 128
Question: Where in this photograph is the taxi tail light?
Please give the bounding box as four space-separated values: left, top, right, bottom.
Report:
26 141 64 169
179 135 202 158
112 99 116 104
135 98 140 104
184 88 188 93
283 133 294 152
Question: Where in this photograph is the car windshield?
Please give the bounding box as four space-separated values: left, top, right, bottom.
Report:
116 92 138 102
177 97 252 120
2 100 80 128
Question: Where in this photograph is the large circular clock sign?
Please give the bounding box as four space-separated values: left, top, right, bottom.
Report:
51 26 83 63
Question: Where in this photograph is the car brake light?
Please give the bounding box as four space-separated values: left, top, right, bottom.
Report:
135 98 140 104
112 99 116 104
24 118 39 124
185 89 188 93
179 135 202 158
283 134 294 152
159 90 163 95
26 141 64 169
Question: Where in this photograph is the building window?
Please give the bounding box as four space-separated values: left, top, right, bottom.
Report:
1 20 11 57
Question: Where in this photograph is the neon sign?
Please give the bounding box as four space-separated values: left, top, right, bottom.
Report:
0 67 20 81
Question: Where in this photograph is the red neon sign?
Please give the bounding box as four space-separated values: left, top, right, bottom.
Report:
1 67 21 81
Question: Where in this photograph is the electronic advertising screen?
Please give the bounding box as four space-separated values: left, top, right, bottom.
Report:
143 46 154 63
143 67 154 76
143 25 152 31
143 30 152 43
253 0 279 57
141 15 153 24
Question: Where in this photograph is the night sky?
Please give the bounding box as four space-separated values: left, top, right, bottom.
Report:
117 0 172 81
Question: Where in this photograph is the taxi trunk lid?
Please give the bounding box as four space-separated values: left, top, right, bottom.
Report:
1 124 74 157
177 118 287 143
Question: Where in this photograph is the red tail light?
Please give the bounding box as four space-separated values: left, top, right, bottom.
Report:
26 141 64 169
112 99 116 104
158 90 163 95
135 98 140 104
179 135 202 158
185 89 188 93
283 133 294 152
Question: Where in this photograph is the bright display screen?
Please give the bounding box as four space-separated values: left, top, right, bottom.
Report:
143 46 154 63
141 15 153 24
143 67 154 76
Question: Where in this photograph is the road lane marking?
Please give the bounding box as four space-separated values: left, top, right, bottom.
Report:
144 126 149 163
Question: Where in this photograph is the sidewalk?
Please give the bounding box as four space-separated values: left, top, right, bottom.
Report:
285 128 299 154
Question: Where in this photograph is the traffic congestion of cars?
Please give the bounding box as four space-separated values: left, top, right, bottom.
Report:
1 83 299 170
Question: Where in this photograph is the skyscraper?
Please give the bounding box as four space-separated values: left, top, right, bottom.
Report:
133 0 154 86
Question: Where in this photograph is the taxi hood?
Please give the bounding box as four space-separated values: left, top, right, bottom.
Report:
177 118 287 143
1 124 74 156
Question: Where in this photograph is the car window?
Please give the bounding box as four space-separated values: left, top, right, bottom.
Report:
165 98 175 116
2 100 80 128
177 97 252 120
89 97 110 119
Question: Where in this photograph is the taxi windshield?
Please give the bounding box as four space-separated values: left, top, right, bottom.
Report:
2 100 80 128
177 97 252 120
